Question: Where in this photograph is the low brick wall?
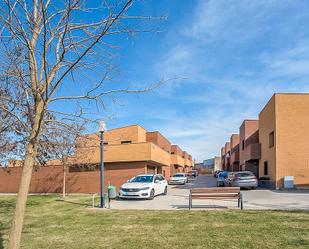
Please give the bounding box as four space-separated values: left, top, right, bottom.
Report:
0 162 147 193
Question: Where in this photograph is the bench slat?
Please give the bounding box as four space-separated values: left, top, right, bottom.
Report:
191 196 239 200
191 187 240 193
191 194 239 198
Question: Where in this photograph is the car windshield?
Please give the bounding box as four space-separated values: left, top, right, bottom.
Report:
235 172 254 178
173 174 185 177
130 176 153 183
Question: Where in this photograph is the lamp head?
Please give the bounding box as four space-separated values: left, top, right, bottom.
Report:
98 120 106 132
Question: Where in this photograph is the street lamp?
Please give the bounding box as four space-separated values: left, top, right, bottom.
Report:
98 120 107 208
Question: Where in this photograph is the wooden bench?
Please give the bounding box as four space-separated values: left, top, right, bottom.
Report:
189 187 243 210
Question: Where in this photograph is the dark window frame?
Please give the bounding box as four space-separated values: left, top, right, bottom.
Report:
121 140 132 144
269 131 274 148
264 161 268 175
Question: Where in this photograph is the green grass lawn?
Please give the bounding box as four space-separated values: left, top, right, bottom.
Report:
0 195 309 249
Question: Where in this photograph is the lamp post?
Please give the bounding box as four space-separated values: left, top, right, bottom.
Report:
98 120 107 208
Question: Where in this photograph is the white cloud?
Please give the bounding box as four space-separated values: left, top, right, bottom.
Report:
152 0 309 161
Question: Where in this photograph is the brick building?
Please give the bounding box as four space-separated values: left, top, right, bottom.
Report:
230 134 240 171
220 93 309 189
223 142 231 171
239 120 260 176
0 124 194 193
259 93 309 188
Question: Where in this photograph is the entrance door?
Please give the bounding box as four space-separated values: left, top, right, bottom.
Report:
147 166 156 174
157 166 162 174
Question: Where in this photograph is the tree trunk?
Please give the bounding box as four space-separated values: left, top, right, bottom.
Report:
62 164 67 198
8 101 43 249
8 141 37 249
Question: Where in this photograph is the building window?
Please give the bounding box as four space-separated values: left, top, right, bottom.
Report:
103 142 108 145
242 140 245 150
171 152 175 154
269 131 274 148
264 161 268 175
121 140 132 144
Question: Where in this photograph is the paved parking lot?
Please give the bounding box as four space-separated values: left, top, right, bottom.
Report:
110 174 309 210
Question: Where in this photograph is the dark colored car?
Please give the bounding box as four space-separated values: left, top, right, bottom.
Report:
216 171 228 187
214 170 222 178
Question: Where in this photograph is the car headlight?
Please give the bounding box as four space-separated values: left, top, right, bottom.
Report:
140 187 150 190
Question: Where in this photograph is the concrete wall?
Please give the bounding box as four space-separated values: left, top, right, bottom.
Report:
214 156 222 171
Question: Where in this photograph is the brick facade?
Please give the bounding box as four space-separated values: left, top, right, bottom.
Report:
0 124 194 193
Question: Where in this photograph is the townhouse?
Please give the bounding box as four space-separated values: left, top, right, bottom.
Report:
223 142 231 171
0 124 194 193
230 134 240 171
220 93 309 189
239 120 260 176
259 94 309 188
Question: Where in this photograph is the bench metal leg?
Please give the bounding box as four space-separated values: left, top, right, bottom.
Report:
238 198 240 208
189 194 192 210
240 193 243 210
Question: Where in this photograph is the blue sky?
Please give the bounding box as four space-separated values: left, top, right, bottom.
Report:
60 0 309 162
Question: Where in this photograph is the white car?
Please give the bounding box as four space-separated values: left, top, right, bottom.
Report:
169 173 188 185
119 174 168 200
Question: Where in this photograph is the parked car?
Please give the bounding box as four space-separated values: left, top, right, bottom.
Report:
119 174 168 200
191 170 199 177
214 170 222 178
230 171 258 189
169 173 188 185
224 172 235 186
217 171 228 187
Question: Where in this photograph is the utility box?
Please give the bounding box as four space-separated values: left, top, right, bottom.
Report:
284 176 294 189
107 185 117 199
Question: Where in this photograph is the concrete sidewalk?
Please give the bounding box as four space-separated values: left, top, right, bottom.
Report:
109 175 309 210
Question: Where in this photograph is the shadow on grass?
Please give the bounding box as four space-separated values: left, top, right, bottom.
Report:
172 204 230 210
55 199 92 207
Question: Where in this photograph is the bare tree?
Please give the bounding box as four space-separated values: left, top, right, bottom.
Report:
39 121 86 198
0 1 165 248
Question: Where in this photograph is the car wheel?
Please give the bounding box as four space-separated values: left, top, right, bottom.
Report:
148 189 155 200
163 186 167 195
251 187 256 190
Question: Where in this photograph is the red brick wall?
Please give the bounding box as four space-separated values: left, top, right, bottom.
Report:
182 151 189 159
239 120 259 168
146 132 172 153
171 145 182 156
0 162 147 193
